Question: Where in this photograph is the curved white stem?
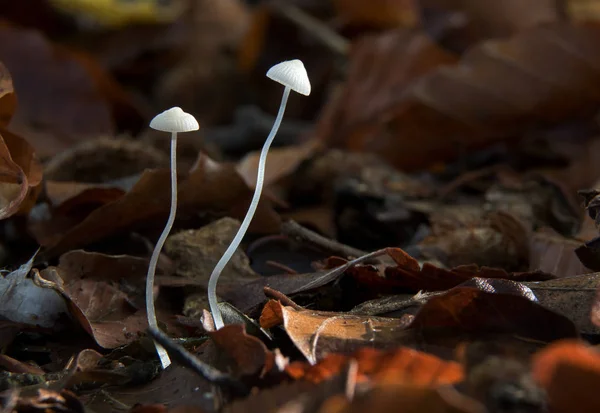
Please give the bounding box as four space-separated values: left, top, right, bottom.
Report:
146 132 179 368
208 86 292 330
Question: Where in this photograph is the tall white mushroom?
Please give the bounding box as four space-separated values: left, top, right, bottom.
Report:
147 107 199 368
207 59 311 330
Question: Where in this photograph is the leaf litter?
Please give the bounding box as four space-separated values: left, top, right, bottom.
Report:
2 2 600 413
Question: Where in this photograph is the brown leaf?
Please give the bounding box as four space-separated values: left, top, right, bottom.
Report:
0 63 42 219
0 61 16 126
419 0 561 50
260 299 414 364
34 154 281 259
82 364 213 413
419 211 530 271
0 354 44 374
13 389 85 413
318 22 600 170
317 385 485 413
316 29 456 161
529 230 592 277
43 137 169 183
409 287 579 346
532 340 600 413
286 347 463 386
337 247 553 294
236 139 319 189
42 251 177 348
333 0 419 29
0 21 142 157
208 323 274 377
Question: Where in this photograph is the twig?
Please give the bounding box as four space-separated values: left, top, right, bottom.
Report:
264 286 304 310
281 220 370 261
266 260 298 274
147 326 249 396
270 1 350 56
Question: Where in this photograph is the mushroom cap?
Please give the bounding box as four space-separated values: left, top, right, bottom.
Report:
266 59 311 96
150 107 199 133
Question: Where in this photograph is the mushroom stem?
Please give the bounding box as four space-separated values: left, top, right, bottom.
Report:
208 86 292 330
146 131 179 368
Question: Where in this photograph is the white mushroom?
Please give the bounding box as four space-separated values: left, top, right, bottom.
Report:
207 60 311 330
147 107 199 368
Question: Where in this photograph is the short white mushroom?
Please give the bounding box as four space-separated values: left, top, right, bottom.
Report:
207 59 311 330
147 107 199 368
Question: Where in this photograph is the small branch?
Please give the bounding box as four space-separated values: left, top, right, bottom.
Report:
281 220 369 260
147 327 249 396
263 286 304 310
270 1 350 56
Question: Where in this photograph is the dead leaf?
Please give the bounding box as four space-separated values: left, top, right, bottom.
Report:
335 247 553 294
41 251 177 348
317 384 485 413
43 137 169 183
333 0 419 29
286 346 463 386
13 389 85 413
236 139 319 189
208 323 274 378
33 154 281 259
165 217 260 287
523 273 600 334
0 60 16 126
532 340 600 413
317 22 600 170
0 354 44 375
82 364 213 413
419 211 530 271
409 287 579 347
529 229 592 277
260 299 414 364
0 21 142 157
419 0 561 50
0 254 68 329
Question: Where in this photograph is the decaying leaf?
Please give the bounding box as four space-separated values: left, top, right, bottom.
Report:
262 284 578 363
532 340 600 413
33 154 281 259
317 384 485 413
524 273 600 334
333 0 419 29
318 22 600 170
0 22 143 157
330 247 553 294
286 346 463 386
41 250 177 348
0 253 68 329
0 63 42 220
262 298 414 364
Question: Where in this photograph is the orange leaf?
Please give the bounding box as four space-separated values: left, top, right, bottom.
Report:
287 347 463 386
532 340 600 413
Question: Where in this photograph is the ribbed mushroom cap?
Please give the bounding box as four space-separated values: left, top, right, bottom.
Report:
266 59 311 96
150 107 199 133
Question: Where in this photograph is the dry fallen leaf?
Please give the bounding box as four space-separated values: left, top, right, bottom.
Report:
318 22 600 170
318 384 485 413
333 0 419 29
532 340 600 413
32 154 281 259
286 346 463 386
0 62 42 219
0 21 142 157
261 299 414 364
